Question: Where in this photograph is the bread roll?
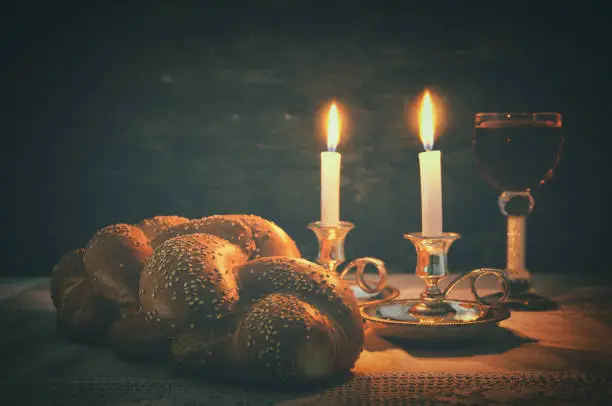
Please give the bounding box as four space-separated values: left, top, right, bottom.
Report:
231 257 364 374
83 224 153 313
232 293 338 382
140 233 248 334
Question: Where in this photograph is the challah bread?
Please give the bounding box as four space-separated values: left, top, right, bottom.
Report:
51 249 117 344
136 215 190 240
51 213 363 386
83 224 153 313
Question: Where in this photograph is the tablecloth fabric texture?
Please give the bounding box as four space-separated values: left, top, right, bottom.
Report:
1 274 611 405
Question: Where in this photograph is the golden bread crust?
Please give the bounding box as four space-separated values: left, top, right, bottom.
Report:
136 215 190 240
223 214 301 259
83 224 153 312
140 233 247 335
151 216 256 257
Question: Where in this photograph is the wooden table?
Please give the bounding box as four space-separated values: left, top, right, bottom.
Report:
1 274 612 405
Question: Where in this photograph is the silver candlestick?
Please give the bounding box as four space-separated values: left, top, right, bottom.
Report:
308 221 390 297
403 232 510 320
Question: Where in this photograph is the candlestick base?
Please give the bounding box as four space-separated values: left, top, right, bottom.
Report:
308 221 394 303
361 298 510 342
403 232 510 321
408 299 457 319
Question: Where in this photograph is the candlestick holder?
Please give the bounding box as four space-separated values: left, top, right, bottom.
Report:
402 232 510 320
360 232 511 342
307 221 398 305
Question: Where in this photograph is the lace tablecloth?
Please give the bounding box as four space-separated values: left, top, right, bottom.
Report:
1 274 611 405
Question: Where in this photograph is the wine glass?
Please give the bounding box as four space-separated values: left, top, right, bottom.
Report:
473 112 563 310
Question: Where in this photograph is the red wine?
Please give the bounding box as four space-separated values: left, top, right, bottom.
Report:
473 120 563 191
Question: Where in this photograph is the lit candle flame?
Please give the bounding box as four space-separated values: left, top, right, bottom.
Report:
327 103 341 152
419 90 436 150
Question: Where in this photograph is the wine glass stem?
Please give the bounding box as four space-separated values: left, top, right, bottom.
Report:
498 191 535 294
507 215 527 272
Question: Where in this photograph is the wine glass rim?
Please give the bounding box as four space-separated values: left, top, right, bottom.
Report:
474 112 561 117
474 112 562 128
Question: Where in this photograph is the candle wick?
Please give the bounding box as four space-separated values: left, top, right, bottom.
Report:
328 146 337 153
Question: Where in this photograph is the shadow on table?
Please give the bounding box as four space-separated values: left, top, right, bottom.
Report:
364 326 537 358
481 292 559 312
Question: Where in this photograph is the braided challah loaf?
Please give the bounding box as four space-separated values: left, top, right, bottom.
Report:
50 214 364 385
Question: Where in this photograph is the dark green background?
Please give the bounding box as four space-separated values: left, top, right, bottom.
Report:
3 2 610 276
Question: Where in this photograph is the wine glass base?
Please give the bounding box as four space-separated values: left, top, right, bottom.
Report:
481 291 558 311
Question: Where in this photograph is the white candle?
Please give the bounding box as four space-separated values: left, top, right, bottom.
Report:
419 150 443 236
321 103 341 226
321 151 341 226
418 90 443 236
